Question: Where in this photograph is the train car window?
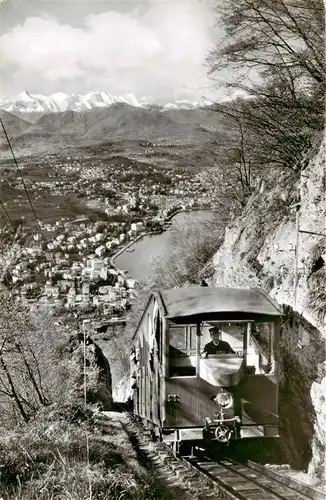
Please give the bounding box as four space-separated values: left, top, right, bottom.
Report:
247 322 275 375
200 323 243 355
169 325 196 377
189 326 199 351
138 335 144 366
154 312 162 362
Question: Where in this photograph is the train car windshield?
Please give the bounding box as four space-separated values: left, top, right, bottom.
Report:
201 322 276 375
168 322 276 377
200 323 243 356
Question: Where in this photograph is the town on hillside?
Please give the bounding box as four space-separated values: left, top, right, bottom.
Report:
0 151 216 326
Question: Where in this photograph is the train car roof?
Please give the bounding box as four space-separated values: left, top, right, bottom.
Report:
132 287 282 338
156 286 282 322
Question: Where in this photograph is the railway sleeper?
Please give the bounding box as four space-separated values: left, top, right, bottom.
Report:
233 488 270 499
172 466 194 477
155 465 174 475
170 462 189 471
161 477 189 489
191 484 219 497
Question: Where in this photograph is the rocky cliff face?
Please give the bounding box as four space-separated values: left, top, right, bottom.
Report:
212 135 325 479
61 333 113 410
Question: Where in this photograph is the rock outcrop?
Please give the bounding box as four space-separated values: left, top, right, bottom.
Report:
212 134 325 479
61 333 113 410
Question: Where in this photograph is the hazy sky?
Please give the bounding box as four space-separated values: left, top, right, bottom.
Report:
1 0 223 102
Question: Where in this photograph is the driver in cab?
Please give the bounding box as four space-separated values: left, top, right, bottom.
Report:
202 327 235 357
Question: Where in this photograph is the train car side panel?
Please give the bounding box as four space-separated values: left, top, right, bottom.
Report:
132 295 166 431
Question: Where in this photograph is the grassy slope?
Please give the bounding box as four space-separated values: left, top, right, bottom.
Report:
0 326 177 500
0 405 175 500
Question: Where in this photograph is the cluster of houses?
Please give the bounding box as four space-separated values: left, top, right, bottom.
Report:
11 250 135 315
39 219 144 258
9 214 141 311
2 151 217 322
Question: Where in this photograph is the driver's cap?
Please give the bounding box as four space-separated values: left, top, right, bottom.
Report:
209 326 220 335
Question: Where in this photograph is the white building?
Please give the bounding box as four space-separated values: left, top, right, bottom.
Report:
98 286 117 301
95 233 104 242
131 222 144 233
44 285 59 298
84 258 108 280
128 229 137 238
126 278 135 289
95 245 106 257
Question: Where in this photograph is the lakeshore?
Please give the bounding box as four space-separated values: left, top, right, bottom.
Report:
112 209 220 280
109 232 146 269
109 208 192 270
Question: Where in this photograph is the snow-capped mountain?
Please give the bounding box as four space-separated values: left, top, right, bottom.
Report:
0 91 213 114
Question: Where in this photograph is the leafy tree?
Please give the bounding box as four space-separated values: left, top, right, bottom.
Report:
208 0 325 178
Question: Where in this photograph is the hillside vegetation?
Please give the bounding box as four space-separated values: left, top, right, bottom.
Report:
0 405 170 500
0 0 325 496
204 0 325 215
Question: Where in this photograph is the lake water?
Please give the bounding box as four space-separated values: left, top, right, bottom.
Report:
114 210 219 280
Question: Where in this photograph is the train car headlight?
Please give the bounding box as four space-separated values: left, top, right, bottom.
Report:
216 390 233 409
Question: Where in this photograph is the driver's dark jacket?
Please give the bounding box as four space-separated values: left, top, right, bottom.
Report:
203 340 235 355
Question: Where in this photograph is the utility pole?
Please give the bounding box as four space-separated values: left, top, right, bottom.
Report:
276 203 300 310
83 323 87 405
293 204 301 313
82 318 92 500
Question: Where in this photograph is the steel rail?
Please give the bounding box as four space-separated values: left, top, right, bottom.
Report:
247 460 325 500
183 457 248 500
218 457 320 500
183 455 323 500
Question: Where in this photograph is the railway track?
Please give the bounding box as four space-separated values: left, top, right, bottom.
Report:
104 410 325 500
183 455 325 500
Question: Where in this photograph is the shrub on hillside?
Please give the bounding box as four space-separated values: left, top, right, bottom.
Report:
59 333 113 410
206 0 325 213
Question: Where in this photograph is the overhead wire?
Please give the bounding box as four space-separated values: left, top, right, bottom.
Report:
0 117 57 284
0 198 15 229
0 117 40 224
0 117 49 286
0 117 93 300
0 116 88 230
0 223 23 282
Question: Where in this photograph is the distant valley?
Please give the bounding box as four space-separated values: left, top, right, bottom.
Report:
0 100 230 166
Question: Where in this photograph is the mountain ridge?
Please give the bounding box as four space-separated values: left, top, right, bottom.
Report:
0 101 230 162
1 91 213 115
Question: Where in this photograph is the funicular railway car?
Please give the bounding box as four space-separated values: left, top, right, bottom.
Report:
130 287 282 453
